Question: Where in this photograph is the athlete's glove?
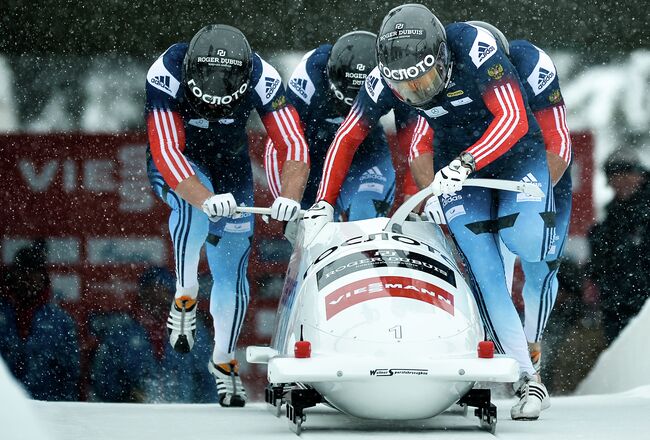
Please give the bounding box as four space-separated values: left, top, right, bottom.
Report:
271 196 301 221
424 196 446 224
201 193 237 221
430 154 474 196
302 200 334 245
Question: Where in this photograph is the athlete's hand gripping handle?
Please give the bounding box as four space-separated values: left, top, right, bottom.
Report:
202 193 237 222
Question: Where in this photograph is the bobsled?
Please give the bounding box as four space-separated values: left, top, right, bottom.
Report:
246 181 540 434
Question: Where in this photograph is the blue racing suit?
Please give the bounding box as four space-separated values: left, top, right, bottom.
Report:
316 23 555 375
265 45 419 219
145 43 309 362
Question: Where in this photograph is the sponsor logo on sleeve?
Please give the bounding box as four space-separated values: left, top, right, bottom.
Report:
526 49 557 96
469 28 498 68
324 275 454 320
365 68 384 103
289 77 309 99
255 57 283 105
147 56 180 97
487 63 504 81
446 89 464 98
150 75 171 92
264 76 281 99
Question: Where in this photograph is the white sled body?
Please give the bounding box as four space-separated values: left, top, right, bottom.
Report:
248 216 518 420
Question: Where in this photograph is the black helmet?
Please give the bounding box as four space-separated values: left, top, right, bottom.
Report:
182 24 252 121
327 31 377 111
466 21 510 56
376 4 451 108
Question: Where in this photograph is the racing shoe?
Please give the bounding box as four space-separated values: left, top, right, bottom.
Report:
209 360 248 407
511 374 550 420
167 296 197 353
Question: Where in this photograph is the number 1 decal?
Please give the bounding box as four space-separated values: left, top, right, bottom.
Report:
389 325 403 340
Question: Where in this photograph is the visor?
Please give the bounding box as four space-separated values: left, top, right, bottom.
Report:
384 42 450 108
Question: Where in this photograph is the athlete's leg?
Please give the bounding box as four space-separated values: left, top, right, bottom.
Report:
442 186 535 375
203 154 255 364
497 147 556 265
148 162 213 298
521 169 572 344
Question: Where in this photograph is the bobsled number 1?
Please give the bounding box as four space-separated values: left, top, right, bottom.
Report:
324 275 454 320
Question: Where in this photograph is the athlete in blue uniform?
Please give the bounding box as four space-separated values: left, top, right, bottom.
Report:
306 5 554 419
265 31 415 220
145 25 309 406
419 23 573 380
502 35 572 373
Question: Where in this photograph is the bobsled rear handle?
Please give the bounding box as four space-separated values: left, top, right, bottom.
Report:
384 178 544 233
235 206 307 217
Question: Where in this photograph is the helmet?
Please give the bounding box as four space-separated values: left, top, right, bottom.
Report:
327 31 377 112
182 24 252 121
376 4 451 108
466 21 510 56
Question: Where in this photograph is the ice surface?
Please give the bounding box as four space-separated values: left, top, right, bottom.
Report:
26 390 650 440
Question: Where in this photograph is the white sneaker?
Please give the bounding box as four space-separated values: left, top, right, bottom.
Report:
208 360 248 407
511 374 550 420
167 296 197 353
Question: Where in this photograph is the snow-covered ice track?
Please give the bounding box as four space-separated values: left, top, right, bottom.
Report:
27 387 650 440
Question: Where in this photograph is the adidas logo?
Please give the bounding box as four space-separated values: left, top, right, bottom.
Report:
477 42 495 61
290 77 308 99
517 173 543 203
537 67 555 90
522 173 542 187
367 75 379 95
264 76 280 99
151 75 171 91
361 166 387 182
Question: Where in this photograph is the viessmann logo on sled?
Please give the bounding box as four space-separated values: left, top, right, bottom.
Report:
324 276 454 320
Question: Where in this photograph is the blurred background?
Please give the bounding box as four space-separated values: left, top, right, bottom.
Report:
0 0 648 402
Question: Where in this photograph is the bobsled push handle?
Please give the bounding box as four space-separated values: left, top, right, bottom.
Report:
235 206 307 217
384 178 545 233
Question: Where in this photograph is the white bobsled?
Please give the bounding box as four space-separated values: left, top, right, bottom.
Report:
246 182 533 433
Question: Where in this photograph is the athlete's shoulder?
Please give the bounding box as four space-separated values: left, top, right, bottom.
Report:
146 43 187 98
447 22 499 69
510 40 558 96
287 46 328 104
309 44 332 70
363 66 389 104
251 52 283 106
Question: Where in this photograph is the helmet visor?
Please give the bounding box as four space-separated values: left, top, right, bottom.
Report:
384 43 449 107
